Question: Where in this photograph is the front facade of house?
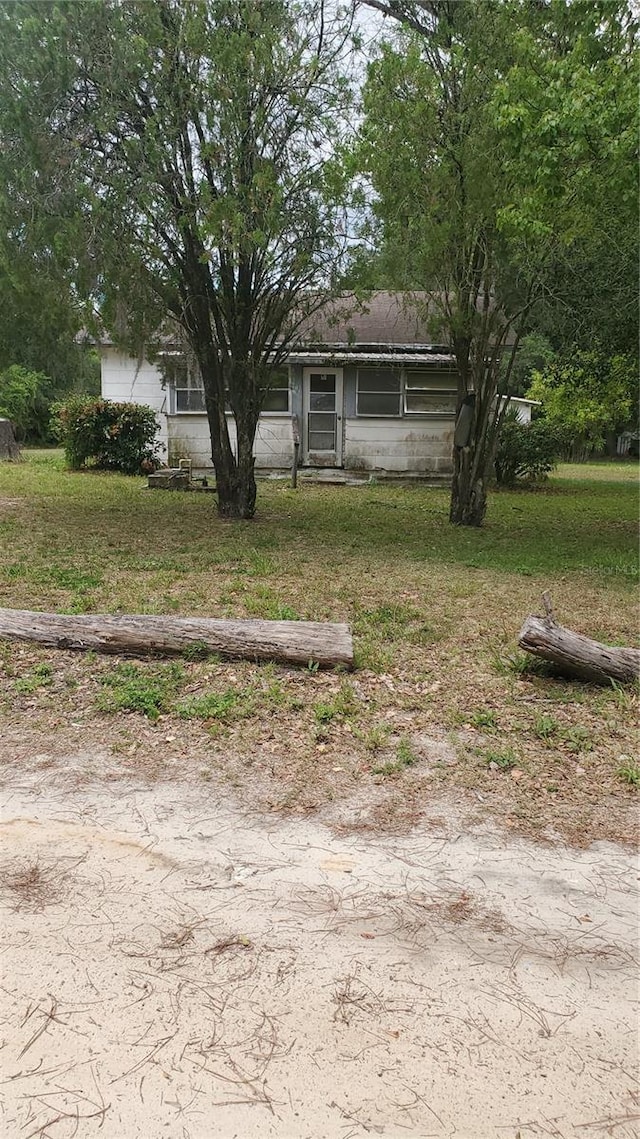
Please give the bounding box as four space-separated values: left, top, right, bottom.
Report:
100 293 534 479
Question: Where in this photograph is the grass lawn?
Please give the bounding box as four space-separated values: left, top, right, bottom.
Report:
0 451 638 845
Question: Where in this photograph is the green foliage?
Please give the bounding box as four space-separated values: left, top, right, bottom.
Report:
561 725 593 753
0 365 51 441
177 690 248 723
501 334 556 399
494 1 638 367
52 397 161 474
617 760 640 787
483 747 518 771
14 662 54 694
313 682 358 727
97 662 185 721
494 1 637 244
355 722 391 753
495 410 566 486
491 647 551 678
528 350 637 459
469 709 499 729
533 714 559 740
373 735 418 776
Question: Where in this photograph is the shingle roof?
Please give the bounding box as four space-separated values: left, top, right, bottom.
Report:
299 292 445 348
96 293 453 351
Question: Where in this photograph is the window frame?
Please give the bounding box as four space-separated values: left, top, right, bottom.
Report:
355 367 402 418
164 358 206 416
356 366 458 419
167 359 291 416
403 369 458 417
260 366 290 415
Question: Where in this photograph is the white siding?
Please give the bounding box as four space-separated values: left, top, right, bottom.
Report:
498 396 535 425
166 415 294 472
255 417 295 469
101 348 169 458
101 350 294 472
166 417 211 470
344 417 454 474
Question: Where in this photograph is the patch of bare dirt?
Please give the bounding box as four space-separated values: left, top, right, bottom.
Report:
0 769 638 1138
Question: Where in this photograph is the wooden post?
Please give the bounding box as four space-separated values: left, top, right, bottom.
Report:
291 414 300 489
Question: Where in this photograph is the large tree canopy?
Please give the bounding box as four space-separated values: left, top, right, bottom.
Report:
357 0 637 525
0 48 99 417
1 0 354 514
494 0 638 358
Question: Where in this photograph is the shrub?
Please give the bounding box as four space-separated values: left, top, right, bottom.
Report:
495 411 566 486
52 397 161 474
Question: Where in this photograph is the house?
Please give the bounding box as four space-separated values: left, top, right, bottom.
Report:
100 292 537 480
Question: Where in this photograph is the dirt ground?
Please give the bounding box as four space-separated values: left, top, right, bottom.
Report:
0 751 638 1139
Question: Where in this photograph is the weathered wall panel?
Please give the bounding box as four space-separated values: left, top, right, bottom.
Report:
167 415 294 471
344 417 454 473
102 349 294 471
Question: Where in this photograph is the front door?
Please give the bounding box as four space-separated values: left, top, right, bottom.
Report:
303 369 344 467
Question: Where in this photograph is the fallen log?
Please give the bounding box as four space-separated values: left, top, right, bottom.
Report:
518 593 640 685
0 608 354 670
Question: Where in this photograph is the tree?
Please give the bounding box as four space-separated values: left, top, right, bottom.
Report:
528 349 637 460
1 0 354 517
0 25 100 410
356 3 537 525
499 333 556 400
494 0 639 371
0 227 99 402
357 0 637 525
0 366 51 441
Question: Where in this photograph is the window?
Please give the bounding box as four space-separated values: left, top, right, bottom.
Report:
261 367 290 413
356 368 402 416
175 372 206 413
356 367 457 417
404 370 457 415
163 358 206 414
166 358 290 415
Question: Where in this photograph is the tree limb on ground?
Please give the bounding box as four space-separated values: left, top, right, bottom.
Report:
0 609 354 670
518 593 640 685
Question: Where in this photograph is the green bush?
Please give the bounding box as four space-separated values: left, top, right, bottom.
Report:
52 397 161 474
0 365 52 441
495 411 566 486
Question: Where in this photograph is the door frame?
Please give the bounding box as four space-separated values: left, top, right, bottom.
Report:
302 367 344 467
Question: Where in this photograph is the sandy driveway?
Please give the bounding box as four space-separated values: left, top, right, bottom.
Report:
0 767 638 1139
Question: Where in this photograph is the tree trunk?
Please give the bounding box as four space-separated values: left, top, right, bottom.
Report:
202 356 258 519
0 419 20 462
0 608 354 669
202 381 256 520
449 444 487 526
216 412 257 520
214 460 257 520
518 601 640 685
